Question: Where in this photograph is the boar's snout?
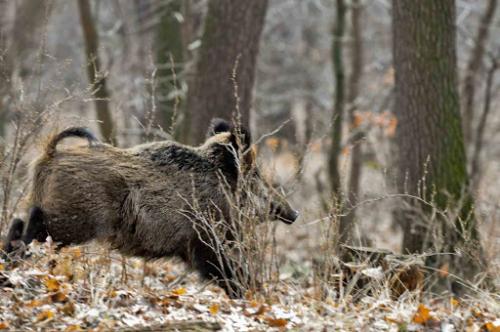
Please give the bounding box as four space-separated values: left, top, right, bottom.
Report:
271 201 299 224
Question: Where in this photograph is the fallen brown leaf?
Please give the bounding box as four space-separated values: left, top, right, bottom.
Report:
244 304 268 317
171 287 187 296
36 310 55 322
64 324 82 331
265 317 288 328
60 301 76 316
44 277 61 292
209 303 219 315
412 304 433 324
25 299 45 308
51 291 68 303
483 322 500 332
384 316 401 325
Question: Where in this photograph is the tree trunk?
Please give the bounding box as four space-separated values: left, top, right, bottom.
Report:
461 0 497 147
341 0 364 245
470 58 497 191
77 0 115 143
0 0 52 137
392 0 487 292
154 0 185 139
0 1 12 138
185 0 268 144
328 0 346 235
11 0 49 78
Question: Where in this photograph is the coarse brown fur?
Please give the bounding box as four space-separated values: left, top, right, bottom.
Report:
2 119 298 297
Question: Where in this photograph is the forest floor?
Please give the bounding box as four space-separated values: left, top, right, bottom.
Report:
0 241 498 331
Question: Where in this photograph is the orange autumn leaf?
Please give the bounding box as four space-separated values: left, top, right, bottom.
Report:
26 299 45 307
36 310 55 322
244 304 268 317
44 277 61 292
108 289 118 298
483 322 500 332
265 137 280 151
266 317 288 328
0 321 9 329
412 304 432 324
0 264 4 271
171 287 186 296
472 308 484 318
249 299 260 308
450 297 459 307
209 303 220 315
64 325 82 332
352 113 364 128
385 117 397 137
254 305 268 316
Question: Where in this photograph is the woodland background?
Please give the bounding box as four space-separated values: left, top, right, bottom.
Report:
0 0 499 330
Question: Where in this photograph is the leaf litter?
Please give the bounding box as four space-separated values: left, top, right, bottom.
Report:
0 241 498 331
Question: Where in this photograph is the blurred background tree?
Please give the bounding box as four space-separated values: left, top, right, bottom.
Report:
185 0 268 144
392 0 488 292
340 0 365 246
461 0 497 147
328 0 346 213
153 0 186 139
78 0 115 143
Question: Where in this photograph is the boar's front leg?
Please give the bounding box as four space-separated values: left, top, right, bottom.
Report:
191 239 246 299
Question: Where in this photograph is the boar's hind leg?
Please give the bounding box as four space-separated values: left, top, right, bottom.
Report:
2 218 25 257
21 207 48 246
192 240 245 298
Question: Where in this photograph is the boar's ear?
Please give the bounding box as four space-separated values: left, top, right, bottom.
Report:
206 118 255 179
207 118 252 152
207 118 232 137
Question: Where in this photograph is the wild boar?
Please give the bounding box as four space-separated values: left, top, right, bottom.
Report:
2 119 298 297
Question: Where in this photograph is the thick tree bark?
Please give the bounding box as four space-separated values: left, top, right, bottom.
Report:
392 0 487 292
78 0 115 143
461 0 497 146
185 0 268 144
328 0 346 234
154 0 185 138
